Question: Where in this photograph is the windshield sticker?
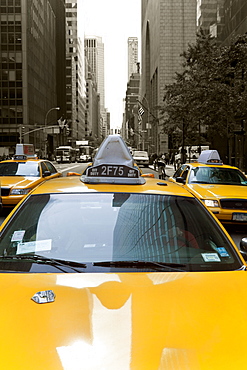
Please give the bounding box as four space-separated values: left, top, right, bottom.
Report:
202 253 221 262
16 239 52 254
216 247 230 257
11 230 25 242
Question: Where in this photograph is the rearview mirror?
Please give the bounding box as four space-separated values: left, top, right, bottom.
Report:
176 177 186 184
43 170 51 177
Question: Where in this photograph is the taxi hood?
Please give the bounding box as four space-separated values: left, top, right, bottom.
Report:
1 271 247 369
189 183 247 199
0 176 40 188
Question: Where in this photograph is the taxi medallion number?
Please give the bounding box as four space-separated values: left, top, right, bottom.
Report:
87 164 139 178
232 213 247 222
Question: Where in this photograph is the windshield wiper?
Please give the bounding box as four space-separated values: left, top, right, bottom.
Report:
191 181 209 184
93 260 186 272
0 254 87 273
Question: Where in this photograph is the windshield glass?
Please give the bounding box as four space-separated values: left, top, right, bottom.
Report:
188 166 247 185
56 150 69 155
0 192 242 272
133 151 148 157
0 162 40 177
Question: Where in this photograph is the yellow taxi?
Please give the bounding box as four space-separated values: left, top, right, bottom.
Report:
0 135 247 369
168 149 247 225
0 147 61 208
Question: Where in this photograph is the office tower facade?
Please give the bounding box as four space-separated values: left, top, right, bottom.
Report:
141 0 197 155
124 71 141 148
65 0 86 145
0 0 66 156
128 37 138 80
85 36 107 137
218 0 247 45
197 0 224 39
197 0 218 30
197 0 247 44
85 54 101 143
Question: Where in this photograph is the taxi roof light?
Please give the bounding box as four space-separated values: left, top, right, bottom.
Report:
197 150 223 165
81 135 146 184
15 144 36 158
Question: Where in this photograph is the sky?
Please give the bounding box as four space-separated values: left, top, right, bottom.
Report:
78 0 141 129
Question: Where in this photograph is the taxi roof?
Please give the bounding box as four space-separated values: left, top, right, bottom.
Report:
0 156 41 163
197 150 223 165
186 150 240 170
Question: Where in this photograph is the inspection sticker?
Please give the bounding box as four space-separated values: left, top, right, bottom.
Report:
11 230 25 242
216 247 230 257
17 239 52 254
202 253 221 262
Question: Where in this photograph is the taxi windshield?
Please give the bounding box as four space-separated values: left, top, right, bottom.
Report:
0 162 40 177
189 166 247 185
0 192 242 272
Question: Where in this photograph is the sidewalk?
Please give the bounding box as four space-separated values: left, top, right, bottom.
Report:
149 164 176 178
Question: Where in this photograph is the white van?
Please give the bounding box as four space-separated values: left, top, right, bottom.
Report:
175 146 209 164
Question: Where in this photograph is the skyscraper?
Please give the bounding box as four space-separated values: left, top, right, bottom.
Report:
141 0 197 154
65 0 86 145
197 0 217 30
85 36 107 137
0 0 66 156
128 37 138 80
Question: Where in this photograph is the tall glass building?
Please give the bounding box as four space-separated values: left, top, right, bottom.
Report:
141 0 197 155
65 0 86 145
0 0 66 157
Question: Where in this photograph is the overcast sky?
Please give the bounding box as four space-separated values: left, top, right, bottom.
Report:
78 0 141 129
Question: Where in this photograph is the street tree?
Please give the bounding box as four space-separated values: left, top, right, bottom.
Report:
162 30 247 157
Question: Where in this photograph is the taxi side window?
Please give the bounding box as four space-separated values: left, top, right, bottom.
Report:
174 165 186 178
181 168 189 180
44 161 57 174
41 162 48 175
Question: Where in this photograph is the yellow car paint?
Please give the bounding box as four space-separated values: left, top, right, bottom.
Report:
0 271 246 369
169 161 247 224
0 136 246 369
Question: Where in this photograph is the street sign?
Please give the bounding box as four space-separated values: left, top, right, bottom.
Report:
76 141 89 145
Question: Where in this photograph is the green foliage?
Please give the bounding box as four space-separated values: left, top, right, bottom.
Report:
162 29 247 146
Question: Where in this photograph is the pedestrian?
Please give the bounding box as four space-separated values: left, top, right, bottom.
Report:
157 155 167 179
164 152 169 165
151 153 158 170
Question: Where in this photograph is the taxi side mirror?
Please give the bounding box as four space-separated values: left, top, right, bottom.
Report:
67 172 81 176
141 173 155 178
176 177 186 184
43 170 51 177
240 237 247 261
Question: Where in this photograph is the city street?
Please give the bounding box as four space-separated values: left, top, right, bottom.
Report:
0 161 245 250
